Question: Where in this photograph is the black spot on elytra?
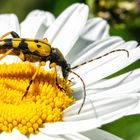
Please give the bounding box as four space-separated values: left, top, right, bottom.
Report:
34 40 39 43
18 39 28 50
3 39 13 49
37 44 41 48
4 38 12 42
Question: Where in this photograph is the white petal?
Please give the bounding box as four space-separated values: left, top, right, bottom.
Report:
65 95 138 125
40 118 101 135
40 100 101 134
119 40 138 49
126 100 140 115
0 55 21 64
0 129 28 140
30 132 90 140
0 14 20 37
90 94 139 124
40 95 138 134
71 38 137 66
70 36 124 65
83 68 140 96
26 10 55 27
64 99 98 120
72 47 140 87
82 129 123 140
21 10 55 38
44 3 89 56
12 129 28 140
81 18 109 41
97 97 138 124
62 133 90 140
66 18 110 62
30 132 58 140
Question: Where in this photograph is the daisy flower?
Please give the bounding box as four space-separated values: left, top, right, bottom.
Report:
0 3 140 140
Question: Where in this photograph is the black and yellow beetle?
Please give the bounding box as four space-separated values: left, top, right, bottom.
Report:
0 31 129 113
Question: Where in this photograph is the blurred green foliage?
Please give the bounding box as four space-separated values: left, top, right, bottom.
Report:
102 115 140 140
0 0 140 140
87 0 140 43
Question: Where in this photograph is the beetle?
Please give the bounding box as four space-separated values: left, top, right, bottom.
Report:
0 31 129 113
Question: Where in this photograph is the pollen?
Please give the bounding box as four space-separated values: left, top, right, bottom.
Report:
0 62 74 135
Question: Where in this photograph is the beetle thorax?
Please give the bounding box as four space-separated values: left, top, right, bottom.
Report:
50 48 70 79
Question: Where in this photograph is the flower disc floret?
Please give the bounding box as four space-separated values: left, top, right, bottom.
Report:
0 62 74 135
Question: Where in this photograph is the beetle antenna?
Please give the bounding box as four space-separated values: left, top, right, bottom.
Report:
69 70 86 114
71 49 129 70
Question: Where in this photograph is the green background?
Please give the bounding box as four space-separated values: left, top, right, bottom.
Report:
0 0 140 140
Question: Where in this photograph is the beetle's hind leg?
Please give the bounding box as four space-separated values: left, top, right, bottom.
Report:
0 31 20 40
0 31 20 60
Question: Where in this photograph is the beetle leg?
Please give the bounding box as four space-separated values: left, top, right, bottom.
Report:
22 63 41 99
0 31 20 60
49 62 64 90
43 38 48 41
0 31 20 40
0 48 13 60
49 62 57 85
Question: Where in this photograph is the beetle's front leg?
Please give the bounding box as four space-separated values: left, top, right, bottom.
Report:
49 62 58 85
49 62 64 90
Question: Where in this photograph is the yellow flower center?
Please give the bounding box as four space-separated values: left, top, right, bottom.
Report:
0 62 74 135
